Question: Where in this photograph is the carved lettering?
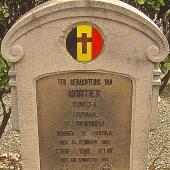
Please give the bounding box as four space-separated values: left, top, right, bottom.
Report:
79 148 91 154
57 79 67 85
73 101 96 108
70 79 100 86
74 120 104 127
68 89 101 98
79 140 97 145
73 111 98 118
59 140 68 145
57 131 75 136
56 148 71 154
36 72 132 169
93 131 113 136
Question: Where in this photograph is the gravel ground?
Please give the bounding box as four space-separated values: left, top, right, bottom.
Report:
148 102 170 170
0 95 21 170
148 84 170 170
0 88 169 170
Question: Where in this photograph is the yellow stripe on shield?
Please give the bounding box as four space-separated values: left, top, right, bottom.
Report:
77 25 92 62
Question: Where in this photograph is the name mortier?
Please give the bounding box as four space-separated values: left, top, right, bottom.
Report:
68 89 101 98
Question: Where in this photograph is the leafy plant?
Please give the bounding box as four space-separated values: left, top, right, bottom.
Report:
0 3 9 18
161 54 170 74
0 53 9 92
136 0 166 10
0 54 10 139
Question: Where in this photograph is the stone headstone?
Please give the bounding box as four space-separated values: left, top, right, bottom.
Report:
1 0 169 170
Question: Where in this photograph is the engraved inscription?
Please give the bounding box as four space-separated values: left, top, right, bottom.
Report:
36 72 132 170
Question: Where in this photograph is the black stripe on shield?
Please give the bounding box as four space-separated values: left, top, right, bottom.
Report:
66 27 77 60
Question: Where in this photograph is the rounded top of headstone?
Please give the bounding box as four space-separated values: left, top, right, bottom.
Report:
1 0 169 63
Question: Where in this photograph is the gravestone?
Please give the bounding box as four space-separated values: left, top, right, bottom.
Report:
1 0 169 170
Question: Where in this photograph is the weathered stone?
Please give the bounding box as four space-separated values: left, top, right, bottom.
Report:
1 0 169 170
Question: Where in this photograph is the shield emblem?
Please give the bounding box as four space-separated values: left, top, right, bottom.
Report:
66 24 103 62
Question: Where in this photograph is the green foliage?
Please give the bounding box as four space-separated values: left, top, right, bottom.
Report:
0 3 9 18
0 53 9 92
160 54 170 74
136 0 166 10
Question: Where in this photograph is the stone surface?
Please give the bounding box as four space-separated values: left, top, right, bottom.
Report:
36 72 132 170
1 0 169 170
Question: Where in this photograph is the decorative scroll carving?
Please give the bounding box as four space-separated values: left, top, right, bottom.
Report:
9 45 24 63
147 45 167 63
